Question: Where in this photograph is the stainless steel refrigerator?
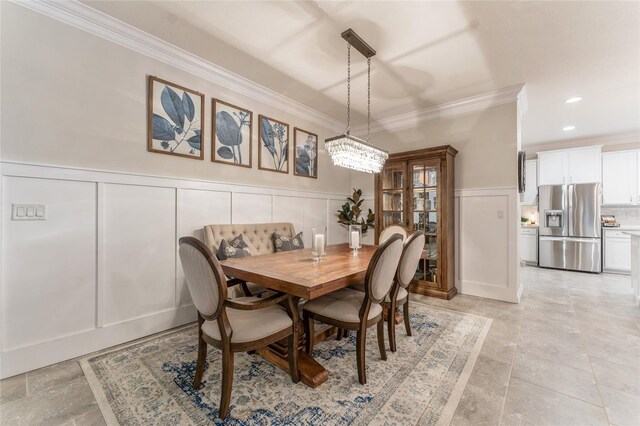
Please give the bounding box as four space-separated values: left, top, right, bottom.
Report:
538 183 602 273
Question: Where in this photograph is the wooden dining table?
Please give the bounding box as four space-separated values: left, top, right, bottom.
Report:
219 243 378 388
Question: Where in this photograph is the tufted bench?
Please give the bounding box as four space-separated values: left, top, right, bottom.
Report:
203 222 297 297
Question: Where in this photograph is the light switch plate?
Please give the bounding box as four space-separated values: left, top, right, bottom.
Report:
12 204 46 221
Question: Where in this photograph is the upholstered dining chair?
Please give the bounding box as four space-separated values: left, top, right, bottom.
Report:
379 224 408 243
385 231 425 352
302 234 404 385
178 237 300 419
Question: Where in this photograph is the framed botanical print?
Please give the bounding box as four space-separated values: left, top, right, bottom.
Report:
148 76 204 159
212 99 252 168
294 127 318 178
258 115 289 174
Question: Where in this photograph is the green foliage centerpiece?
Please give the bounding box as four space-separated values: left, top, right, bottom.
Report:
338 189 375 233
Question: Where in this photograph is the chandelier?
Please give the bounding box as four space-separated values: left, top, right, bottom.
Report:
325 29 388 174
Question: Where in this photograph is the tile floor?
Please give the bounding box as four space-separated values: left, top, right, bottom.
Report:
1 266 638 425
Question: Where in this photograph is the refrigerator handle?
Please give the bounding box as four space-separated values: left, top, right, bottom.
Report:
567 184 573 237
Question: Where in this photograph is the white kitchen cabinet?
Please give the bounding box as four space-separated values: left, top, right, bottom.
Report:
602 151 638 205
538 151 567 185
604 230 631 273
522 159 538 205
568 147 601 184
537 146 601 185
520 227 538 264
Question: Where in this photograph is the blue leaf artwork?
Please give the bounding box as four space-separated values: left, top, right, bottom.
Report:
213 100 252 167
148 77 203 159
294 129 318 178
259 115 289 173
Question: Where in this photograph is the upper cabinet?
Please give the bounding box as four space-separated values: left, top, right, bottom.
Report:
537 151 567 185
602 150 639 205
537 146 601 186
522 159 538 205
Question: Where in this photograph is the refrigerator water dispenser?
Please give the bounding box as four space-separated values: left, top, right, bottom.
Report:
545 210 564 228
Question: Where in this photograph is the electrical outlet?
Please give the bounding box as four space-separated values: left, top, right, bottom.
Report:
497 210 504 219
12 204 46 221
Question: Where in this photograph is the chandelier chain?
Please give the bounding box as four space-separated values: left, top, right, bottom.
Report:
367 57 371 142
346 43 351 135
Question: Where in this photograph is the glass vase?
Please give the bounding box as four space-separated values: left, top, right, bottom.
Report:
311 226 327 260
349 224 362 254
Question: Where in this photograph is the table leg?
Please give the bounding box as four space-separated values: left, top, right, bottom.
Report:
256 296 330 388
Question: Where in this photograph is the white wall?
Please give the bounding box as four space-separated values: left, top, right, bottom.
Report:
0 163 350 378
0 2 351 195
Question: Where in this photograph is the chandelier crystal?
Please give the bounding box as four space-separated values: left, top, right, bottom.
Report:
325 29 388 174
325 134 388 173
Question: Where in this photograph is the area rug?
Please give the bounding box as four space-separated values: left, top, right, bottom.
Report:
80 301 491 425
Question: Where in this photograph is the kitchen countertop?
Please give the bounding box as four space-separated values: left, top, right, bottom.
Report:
603 225 640 231
521 224 539 228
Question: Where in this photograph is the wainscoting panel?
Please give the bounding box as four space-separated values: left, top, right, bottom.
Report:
177 189 232 307
454 187 519 303
101 184 177 327
1 177 97 351
0 162 351 377
232 192 272 224
303 198 329 247
272 196 304 235
327 198 348 244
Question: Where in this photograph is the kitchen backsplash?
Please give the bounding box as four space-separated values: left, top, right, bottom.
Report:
521 205 539 225
601 206 640 226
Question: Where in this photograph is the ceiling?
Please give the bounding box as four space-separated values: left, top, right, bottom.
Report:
84 0 640 146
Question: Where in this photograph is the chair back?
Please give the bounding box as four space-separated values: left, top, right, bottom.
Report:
379 225 408 243
364 233 404 303
178 237 227 319
397 231 426 288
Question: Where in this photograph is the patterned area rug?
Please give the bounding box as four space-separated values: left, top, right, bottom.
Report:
81 301 491 425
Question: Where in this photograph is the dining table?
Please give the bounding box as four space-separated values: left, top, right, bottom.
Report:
219 243 378 388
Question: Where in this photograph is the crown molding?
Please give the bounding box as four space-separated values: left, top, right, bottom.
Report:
353 84 527 135
11 0 345 132
524 131 640 153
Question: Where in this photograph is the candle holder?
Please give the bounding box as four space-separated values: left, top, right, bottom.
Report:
312 226 327 260
349 224 362 255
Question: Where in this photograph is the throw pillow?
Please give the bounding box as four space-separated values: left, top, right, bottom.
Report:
216 233 253 260
273 232 304 252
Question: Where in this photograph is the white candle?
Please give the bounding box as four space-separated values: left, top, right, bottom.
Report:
351 231 360 248
314 234 325 255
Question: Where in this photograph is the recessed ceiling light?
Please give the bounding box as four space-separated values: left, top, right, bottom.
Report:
563 126 575 131
565 97 582 104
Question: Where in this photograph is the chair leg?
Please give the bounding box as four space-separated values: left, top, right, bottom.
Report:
403 300 412 336
288 330 300 383
377 319 387 361
304 312 314 354
193 322 207 388
387 304 398 353
356 325 367 385
218 348 234 419
336 328 343 341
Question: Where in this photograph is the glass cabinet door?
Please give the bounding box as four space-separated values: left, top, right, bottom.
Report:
381 164 405 228
410 161 439 284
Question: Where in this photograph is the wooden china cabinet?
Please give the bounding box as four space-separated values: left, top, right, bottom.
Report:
374 145 458 299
